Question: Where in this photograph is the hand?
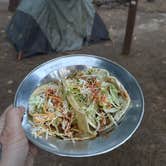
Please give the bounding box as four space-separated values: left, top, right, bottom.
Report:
0 105 37 166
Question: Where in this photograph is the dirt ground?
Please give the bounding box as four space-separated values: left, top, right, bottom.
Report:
0 1 166 166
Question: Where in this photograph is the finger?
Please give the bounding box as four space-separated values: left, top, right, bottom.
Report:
25 143 38 166
16 106 25 120
29 142 38 156
6 106 25 129
0 105 13 134
0 105 13 121
25 152 35 166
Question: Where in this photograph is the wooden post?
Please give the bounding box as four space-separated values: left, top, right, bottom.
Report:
17 51 23 60
122 0 138 55
8 0 20 12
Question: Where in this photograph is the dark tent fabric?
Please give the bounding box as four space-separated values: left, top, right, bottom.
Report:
6 1 109 57
89 13 109 43
7 11 53 56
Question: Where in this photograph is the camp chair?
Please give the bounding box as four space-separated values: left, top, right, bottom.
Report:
8 0 138 58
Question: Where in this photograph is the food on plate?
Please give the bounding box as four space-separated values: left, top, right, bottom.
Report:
29 68 130 140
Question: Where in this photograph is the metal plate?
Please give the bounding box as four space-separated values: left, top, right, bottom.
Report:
14 54 144 157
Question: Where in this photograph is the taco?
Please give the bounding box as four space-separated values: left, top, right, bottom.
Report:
29 68 130 140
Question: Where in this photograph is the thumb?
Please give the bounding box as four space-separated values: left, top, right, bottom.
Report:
6 106 25 129
16 106 25 120
0 105 13 134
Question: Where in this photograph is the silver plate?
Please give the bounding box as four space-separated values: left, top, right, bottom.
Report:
14 54 144 157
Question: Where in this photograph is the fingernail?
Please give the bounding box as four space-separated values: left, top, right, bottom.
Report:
17 106 25 112
16 107 25 119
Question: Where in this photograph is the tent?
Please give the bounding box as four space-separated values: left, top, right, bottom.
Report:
6 0 109 58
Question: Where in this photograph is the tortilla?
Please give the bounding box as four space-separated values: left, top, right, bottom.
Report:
28 68 130 141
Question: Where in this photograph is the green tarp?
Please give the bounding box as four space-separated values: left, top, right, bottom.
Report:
18 0 95 51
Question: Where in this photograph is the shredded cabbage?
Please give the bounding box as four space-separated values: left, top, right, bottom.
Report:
29 68 130 140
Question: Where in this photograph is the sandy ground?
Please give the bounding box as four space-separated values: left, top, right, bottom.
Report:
0 1 166 166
